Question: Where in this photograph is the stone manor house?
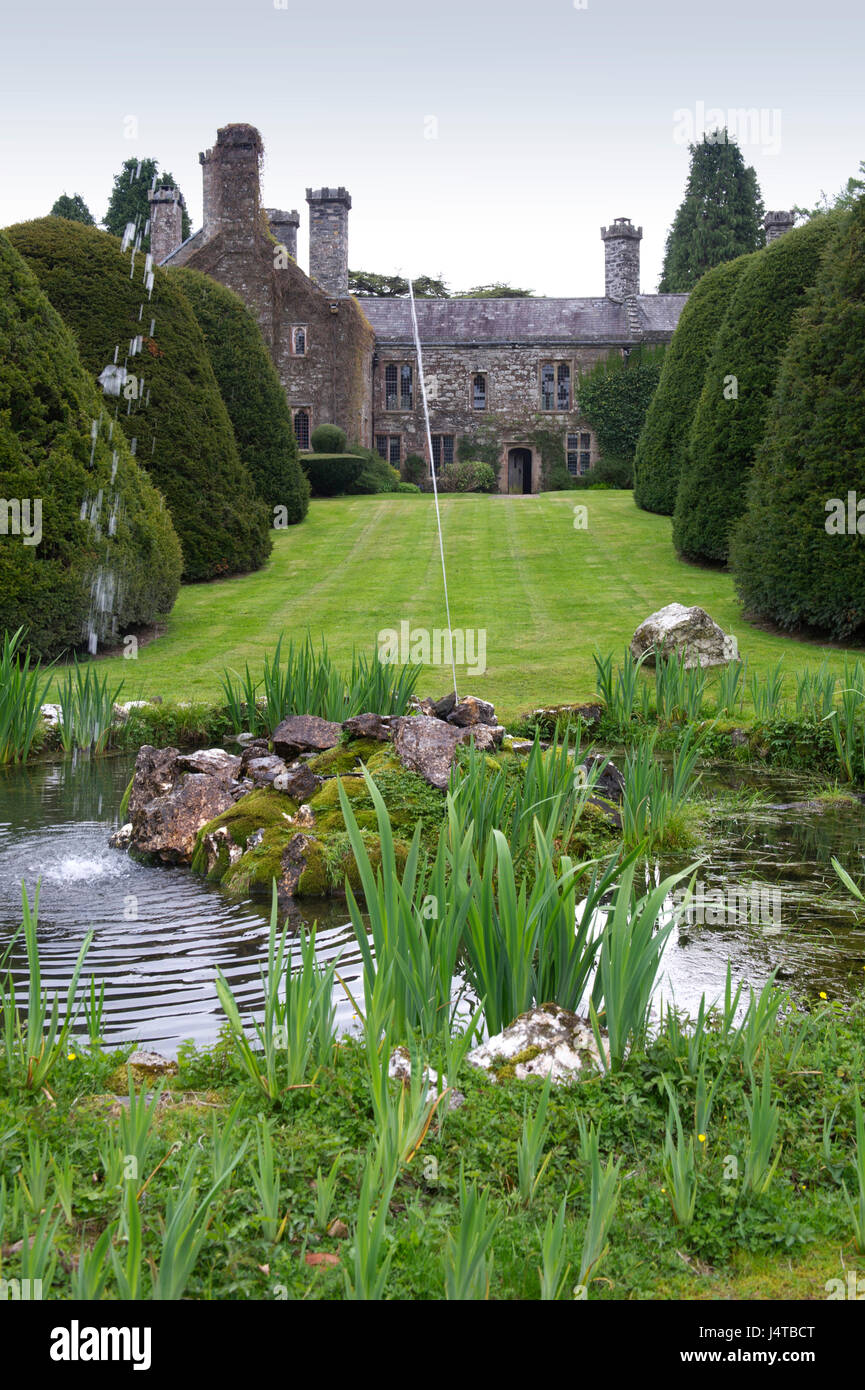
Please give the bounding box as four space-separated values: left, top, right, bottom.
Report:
149 124 794 493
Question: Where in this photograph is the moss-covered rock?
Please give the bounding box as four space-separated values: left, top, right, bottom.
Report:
364 747 405 774
294 836 330 896
191 788 299 876
321 828 411 895
307 738 383 776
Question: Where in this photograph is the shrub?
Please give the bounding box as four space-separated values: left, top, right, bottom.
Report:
575 346 666 465
0 230 182 658
403 453 427 486
546 467 578 491
7 218 270 582
171 269 309 524
439 460 498 493
302 453 364 496
310 424 346 454
673 215 843 562
633 254 756 515
572 454 633 489
729 200 865 638
396 481 421 493
345 448 401 494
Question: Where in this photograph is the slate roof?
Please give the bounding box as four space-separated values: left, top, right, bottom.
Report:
634 295 689 336
358 294 688 345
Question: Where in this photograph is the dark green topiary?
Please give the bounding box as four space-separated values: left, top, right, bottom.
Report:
673 215 843 563
302 453 364 496
403 453 427 486
344 447 400 494
171 268 309 523
310 423 346 454
633 254 756 515
7 218 271 581
0 230 182 658
729 200 865 639
572 454 633 489
576 346 666 465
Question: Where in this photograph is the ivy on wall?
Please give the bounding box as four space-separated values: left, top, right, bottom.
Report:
576 345 667 464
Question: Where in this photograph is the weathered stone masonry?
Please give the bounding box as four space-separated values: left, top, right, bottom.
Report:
154 125 373 446
149 124 800 493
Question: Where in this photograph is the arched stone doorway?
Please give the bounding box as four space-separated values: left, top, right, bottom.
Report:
508 447 533 495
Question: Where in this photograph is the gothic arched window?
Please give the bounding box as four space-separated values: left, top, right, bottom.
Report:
293 409 310 450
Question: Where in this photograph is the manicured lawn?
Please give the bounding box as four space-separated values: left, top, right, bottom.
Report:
86 492 862 723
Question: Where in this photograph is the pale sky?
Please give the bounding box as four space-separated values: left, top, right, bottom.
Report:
1 0 862 295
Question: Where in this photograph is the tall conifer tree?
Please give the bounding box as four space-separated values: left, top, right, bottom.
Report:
49 193 95 225
103 158 191 251
659 132 765 292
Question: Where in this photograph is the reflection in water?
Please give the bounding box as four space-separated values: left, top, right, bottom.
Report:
650 765 865 1014
0 755 364 1058
0 754 863 1058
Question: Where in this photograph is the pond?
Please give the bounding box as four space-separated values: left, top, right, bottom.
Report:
0 753 364 1057
0 752 863 1058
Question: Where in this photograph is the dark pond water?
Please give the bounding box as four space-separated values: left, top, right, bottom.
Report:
0 752 863 1058
651 763 865 1013
0 754 364 1057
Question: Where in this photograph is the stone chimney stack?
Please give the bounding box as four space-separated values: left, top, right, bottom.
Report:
266 208 300 260
306 187 351 296
600 217 643 301
147 186 185 265
764 210 796 244
199 124 264 249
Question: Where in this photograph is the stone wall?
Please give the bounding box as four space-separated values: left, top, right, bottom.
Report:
600 218 642 301
266 208 300 261
306 187 351 296
148 187 185 266
371 342 611 491
164 127 373 445
764 210 796 244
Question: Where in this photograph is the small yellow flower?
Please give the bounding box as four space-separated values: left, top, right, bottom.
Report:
819 991 828 1000
698 1134 706 1143
661 1187 666 1193
67 1052 76 1060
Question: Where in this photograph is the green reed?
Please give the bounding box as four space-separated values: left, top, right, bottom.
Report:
0 882 93 1090
215 884 338 1100
443 1166 500 1300
220 631 421 733
56 657 124 753
340 771 475 1042
0 627 53 764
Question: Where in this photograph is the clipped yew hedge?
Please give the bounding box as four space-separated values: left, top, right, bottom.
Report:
730 202 865 639
633 254 756 515
171 268 309 524
6 218 271 581
0 230 182 658
302 453 364 497
673 215 842 562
